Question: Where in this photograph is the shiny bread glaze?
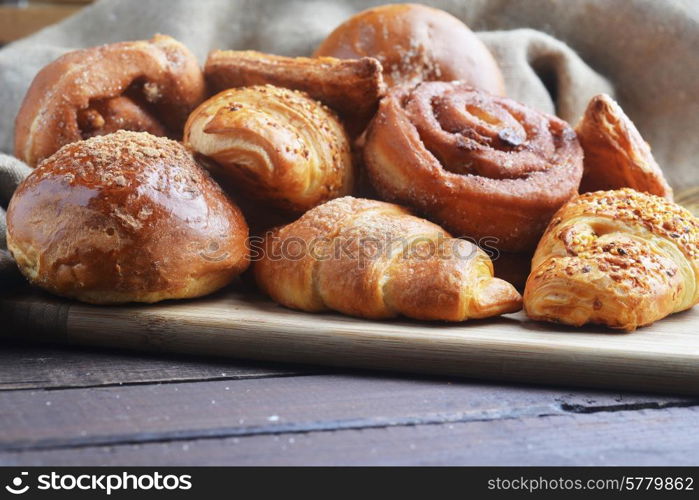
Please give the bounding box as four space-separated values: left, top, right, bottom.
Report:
7 131 249 304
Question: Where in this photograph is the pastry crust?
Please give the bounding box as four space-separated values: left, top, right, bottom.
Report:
363 81 583 252
254 196 522 321
6 131 249 304
524 189 699 330
14 34 206 167
576 94 673 199
205 50 386 135
314 3 505 93
184 85 354 214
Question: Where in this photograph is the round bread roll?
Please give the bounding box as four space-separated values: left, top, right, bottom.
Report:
6 131 249 304
313 3 505 93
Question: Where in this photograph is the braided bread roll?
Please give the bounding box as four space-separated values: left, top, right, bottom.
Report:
524 189 699 331
254 197 522 321
364 82 584 252
184 85 354 214
15 34 206 167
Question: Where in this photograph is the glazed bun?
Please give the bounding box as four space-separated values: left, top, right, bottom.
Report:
314 3 505 93
6 131 249 304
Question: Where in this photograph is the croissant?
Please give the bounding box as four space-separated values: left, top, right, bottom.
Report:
364 81 583 253
184 85 354 214
524 189 699 331
205 50 386 136
576 94 673 199
14 34 206 167
254 196 522 321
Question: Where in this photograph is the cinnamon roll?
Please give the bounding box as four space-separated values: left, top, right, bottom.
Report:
14 34 206 167
184 85 354 214
364 82 583 252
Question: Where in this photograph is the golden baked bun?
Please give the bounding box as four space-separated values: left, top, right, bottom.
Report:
363 82 583 253
6 131 249 304
14 34 206 167
524 189 699 331
576 94 673 199
254 197 522 321
314 3 505 93
205 50 386 136
184 85 354 214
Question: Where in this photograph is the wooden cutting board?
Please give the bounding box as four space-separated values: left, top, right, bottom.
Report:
1 286 698 395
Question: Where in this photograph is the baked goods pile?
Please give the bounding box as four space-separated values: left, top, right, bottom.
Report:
5 4 698 331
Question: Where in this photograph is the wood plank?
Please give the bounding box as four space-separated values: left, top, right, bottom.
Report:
0 373 695 452
0 5 82 44
0 341 317 390
2 288 699 395
3 405 698 465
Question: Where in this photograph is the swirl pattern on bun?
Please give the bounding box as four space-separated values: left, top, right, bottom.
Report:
364 82 583 252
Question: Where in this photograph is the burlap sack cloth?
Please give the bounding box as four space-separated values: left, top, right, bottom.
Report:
1 0 697 282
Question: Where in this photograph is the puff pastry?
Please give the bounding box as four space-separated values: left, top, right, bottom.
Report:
524 189 699 330
576 94 673 199
14 34 206 167
364 81 583 252
205 50 386 135
254 196 522 321
184 85 354 214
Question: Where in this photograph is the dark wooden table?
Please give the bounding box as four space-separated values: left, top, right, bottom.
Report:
1 338 698 466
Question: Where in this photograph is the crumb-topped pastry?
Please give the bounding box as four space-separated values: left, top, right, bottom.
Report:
6 131 249 304
524 188 699 330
